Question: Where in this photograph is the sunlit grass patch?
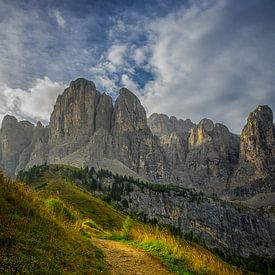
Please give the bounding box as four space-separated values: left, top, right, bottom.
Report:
107 217 242 275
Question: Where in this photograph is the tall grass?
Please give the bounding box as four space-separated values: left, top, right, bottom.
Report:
108 217 242 275
0 172 108 274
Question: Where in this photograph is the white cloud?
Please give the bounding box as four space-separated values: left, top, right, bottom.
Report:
121 74 139 93
107 44 127 67
51 9 66 29
133 48 147 66
0 77 65 125
139 0 275 133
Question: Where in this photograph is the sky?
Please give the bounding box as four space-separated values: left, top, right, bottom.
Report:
0 0 274 133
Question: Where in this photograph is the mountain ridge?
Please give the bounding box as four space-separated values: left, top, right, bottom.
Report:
1 77 275 264
0 78 274 196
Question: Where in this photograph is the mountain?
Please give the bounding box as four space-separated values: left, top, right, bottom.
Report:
1 78 274 194
0 77 275 264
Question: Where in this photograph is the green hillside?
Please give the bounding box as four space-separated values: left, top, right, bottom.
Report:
13 164 246 275
0 172 108 274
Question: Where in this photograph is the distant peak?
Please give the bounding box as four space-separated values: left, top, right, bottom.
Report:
198 118 214 131
1 115 18 128
117 88 141 104
249 105 273 123
69 78 96 90
254 105 272 115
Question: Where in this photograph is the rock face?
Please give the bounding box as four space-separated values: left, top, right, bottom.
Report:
47 81 167 179
184 119 240 193
148 114 240 194
148 113 194 137
0 116 34 177
112 89 167 179
1 78 274 196
93 176 275 258
48 78 102 161
15 122 49 174
148 113 194 171
237 105 275 179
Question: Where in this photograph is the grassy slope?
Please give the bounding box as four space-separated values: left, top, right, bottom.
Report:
33 168 125 231
22 165 244 275
0 173 108 274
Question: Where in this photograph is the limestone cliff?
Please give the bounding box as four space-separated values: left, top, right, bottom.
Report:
237 105 275 179
112 88 167 179
185 119 240 194
91 175 275 258
0 116 34 177
48 78 102 161
15 122 49 174
1 78 274 200
148 113 194 172
148 113 194 137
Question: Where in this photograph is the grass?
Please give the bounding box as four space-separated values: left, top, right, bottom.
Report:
34 168 125 231
0 172 109 274
107 217 243 275
12 164 250 274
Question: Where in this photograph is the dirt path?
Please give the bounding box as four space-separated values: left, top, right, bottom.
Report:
93 239 173 275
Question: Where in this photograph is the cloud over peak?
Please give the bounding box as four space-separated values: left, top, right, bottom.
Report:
0 77 65 125
0 0 274 133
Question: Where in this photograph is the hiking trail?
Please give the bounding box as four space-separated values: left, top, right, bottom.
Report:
93 239 173 275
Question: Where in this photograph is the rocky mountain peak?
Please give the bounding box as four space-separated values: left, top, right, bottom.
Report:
0 115 34 177
1 115 18 129
48 78 101 161
239 105 275 178
189 118 214 148
198 118 214 132
36 121 43 128
69 77 96 91
113 88 147 132
148 113 195 137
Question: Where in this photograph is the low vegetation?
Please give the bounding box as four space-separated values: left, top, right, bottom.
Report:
107 217 242 275
14 164 275 274
0 172 108 274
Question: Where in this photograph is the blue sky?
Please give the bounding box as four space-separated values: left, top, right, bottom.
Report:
0 0 274 133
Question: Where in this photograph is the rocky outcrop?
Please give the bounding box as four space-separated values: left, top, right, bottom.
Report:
112 88 168 179
184 119 240 194
48 78 102 161
0 116 34 177
0 78 274 199
237 105 275 179
15 122 49 174
148 113 195 137
148 113 194 172
93 176 275 258
229 106 275 217
147 114 240 194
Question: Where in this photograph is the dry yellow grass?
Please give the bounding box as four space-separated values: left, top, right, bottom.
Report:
122 221 243 275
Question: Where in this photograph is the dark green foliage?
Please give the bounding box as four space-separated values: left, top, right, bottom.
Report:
16 164 48 184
